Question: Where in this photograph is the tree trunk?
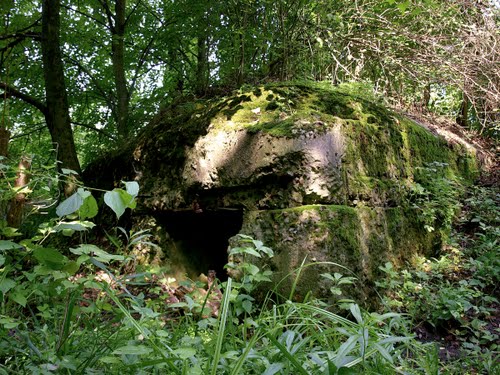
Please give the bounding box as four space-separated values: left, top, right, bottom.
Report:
6 157 30 228
422 83 431 110
41 0 81 176
456 92 469 128
195 34 209 96
112 0 130 142
0 127 9 157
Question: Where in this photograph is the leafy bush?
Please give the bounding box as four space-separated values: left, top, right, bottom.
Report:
377 183 499 373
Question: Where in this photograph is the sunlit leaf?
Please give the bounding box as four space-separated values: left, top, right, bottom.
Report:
0 240 23 251
54 221 96 232
173 347 196 359
56 191 84 217
123 181 139 198
349 304 363 324
70 244 124 263
104 189 135 219
112 345 153 355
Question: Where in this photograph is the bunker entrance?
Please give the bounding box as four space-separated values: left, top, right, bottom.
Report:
158 208 243 281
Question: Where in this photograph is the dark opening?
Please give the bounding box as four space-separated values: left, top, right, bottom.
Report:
157 208 243 281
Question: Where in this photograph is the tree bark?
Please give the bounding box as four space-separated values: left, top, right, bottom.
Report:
41 0 81 176
111 0 130 142
6 157 30 228
195 34 209 96
456 92 469 128
0 127 9 157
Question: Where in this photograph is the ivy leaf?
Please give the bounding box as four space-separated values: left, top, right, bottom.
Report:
104 189 136 219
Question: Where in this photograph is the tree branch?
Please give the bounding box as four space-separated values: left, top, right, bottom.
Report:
96 0 116 33
125 0 142 27
0 32 41 41
72 121 117 140
0 82 48 115
62 4 109 29
129 32 157 97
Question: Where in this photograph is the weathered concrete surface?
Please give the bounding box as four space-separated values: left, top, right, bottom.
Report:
85 82 481 305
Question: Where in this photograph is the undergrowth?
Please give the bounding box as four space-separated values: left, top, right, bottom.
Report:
377 183 499 374
0 156 498 374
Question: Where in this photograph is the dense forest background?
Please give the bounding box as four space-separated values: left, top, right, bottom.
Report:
1 0 498 171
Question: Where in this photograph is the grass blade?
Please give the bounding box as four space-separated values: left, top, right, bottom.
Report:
266 331 309 375
210 277 232 375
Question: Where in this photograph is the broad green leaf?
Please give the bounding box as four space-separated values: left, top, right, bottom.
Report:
56 191 84 217
1 227 22 237
61 168 79 175
334 335 358 368
70 244 124 263
173 347 196 359
0 255 4 267
113 345 153 355
33 247 67 270
0 278 16 294
321 273 335 281
242 263 259 275
79 194 98 219
54 221 96 232
10 291 27 307
123 181 139 197
104 189 135 219
242 300 252 313
0 240 23 251
0 317 20 329
373 343 394 363
62 261 80 275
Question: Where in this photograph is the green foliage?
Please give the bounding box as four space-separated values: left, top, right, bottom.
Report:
377 183 499 372
0 158 497 373
0 170 431 373
409 162 464 234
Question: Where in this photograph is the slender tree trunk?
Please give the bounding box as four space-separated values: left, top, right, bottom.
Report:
456 92 469 128
237 32 244 86
41 0 81 176
0 127 9 157
6 157 30 228
422 83 431 110
195 34 209 96
112 0 129 142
